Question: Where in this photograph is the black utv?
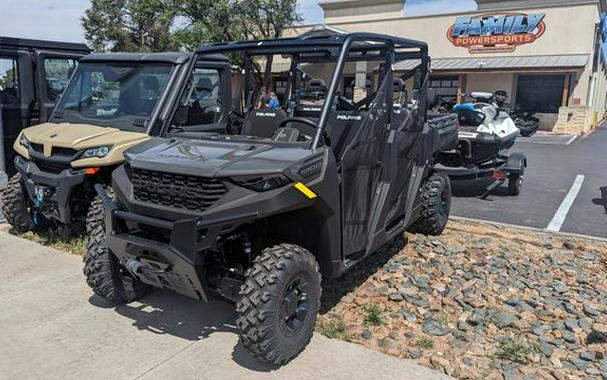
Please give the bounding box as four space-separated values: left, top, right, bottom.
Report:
85 33 458 365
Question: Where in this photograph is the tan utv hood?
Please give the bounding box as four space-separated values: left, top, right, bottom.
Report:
16 122 150 168
22 122 147 150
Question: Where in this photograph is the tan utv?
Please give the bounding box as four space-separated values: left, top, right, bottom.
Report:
1 52 194 236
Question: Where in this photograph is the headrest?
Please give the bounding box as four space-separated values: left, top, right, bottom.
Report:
142 76 159 93
196 76 214 91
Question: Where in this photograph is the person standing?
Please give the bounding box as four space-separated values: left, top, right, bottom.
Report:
268 91 280 109
257 86 269 109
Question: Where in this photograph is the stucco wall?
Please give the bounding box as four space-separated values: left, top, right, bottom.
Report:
288 1 602 108
465 73 516 96
311 3 599 59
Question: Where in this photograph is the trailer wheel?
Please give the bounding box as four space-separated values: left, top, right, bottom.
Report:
1 173 34 233
86 185 113 236
409 172 451 236
508 174 523 196
236 244 321 365
83 222 151 304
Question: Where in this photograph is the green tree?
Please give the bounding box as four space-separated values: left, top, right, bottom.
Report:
174 0 302 85
82 0 177 52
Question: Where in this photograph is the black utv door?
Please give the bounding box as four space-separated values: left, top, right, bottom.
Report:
380 69 427 234
338 75 391 258
0 51 34 175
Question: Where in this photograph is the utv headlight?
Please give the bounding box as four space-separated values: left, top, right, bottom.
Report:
232 174 291 192
81 145 112 159
19 134 30 149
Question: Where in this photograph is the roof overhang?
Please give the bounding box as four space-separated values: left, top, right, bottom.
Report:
394 54 590 72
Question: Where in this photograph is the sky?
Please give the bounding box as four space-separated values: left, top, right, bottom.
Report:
0 0 478 44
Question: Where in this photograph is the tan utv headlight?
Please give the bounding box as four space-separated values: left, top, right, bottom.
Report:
81 145 112 159
19 133 30 149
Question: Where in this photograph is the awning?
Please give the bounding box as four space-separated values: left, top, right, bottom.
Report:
394 54 589 71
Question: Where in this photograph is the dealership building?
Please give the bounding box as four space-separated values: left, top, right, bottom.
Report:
287 0 607 133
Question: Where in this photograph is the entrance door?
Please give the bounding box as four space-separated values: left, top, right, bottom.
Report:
516 74 565 113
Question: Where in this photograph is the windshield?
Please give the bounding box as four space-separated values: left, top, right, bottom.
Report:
53 62 173 131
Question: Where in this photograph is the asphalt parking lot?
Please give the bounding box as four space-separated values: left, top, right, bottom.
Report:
450 125 607 239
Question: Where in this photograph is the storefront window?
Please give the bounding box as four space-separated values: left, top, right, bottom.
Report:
516 74 565 113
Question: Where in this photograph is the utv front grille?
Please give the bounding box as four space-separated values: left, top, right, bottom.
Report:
52 146 79 158
131 168 228 212
30 143 44 154
32 158 71 174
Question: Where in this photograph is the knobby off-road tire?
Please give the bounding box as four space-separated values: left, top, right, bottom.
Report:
86 186 113 236
83 189 151 304
1 173 34 233
236 244 322 365
409 172 451 236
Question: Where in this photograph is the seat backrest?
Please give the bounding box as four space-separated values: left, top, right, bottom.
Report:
326 111 366 159
301 79 327 101
241 109 287 138
454 108 485 127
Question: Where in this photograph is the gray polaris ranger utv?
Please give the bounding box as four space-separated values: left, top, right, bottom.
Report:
85 33 458 365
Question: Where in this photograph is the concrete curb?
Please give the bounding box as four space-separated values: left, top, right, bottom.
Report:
451 215 607 243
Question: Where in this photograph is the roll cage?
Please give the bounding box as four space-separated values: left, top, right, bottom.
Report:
194 33 430 149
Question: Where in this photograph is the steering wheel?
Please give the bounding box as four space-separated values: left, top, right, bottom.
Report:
279 117 319 142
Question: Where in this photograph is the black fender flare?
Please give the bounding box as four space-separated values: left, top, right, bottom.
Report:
505 152 527 174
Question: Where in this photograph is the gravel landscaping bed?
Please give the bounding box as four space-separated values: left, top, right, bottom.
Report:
317 219 607 380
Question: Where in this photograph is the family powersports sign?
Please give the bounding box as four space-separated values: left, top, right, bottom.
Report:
447 13 546 53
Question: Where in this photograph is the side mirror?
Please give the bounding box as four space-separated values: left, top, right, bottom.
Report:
173 105 189 126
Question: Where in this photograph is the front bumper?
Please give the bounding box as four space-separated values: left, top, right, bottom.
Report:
15 156 86 223
97 185 258 301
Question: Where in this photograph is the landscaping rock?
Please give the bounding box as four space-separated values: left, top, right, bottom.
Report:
316 219 607 380
361 329 373 340
389 292 404 302
580 351 596 361
409 350 422 359
422 319 451 336
493 311 518 328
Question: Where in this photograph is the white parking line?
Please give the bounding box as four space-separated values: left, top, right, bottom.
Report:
565 135 578 145
545 175 585 232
